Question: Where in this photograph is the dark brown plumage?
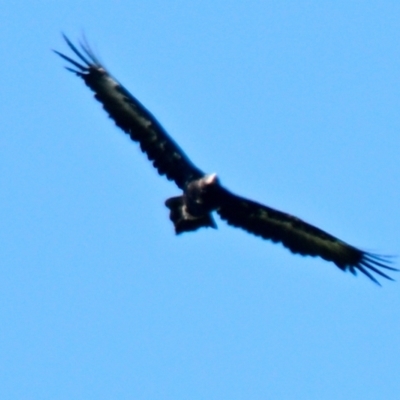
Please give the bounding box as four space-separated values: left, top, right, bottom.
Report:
55 35 396 284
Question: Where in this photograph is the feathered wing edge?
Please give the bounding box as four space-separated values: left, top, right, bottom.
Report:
216 187 396 285
54 34 205 190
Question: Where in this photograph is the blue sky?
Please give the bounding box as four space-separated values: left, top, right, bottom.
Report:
1 1 400 399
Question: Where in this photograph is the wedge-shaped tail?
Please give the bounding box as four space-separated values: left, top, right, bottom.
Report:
165 196 217 234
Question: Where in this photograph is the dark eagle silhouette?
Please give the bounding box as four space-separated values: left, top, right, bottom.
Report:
55 35 396 284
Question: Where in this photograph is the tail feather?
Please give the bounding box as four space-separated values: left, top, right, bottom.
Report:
165 196 217 234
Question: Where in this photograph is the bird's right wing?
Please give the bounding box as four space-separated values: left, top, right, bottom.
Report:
216 187 396 284
55 35 205 190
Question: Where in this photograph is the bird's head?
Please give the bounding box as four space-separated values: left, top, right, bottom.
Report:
202 173 219 187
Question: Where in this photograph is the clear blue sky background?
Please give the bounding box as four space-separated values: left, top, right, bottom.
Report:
1 1 400 399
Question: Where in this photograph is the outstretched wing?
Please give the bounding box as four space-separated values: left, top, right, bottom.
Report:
54 35 205 189
216 187 396 284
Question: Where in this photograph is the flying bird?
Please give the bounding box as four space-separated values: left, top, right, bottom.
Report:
55 35 396 284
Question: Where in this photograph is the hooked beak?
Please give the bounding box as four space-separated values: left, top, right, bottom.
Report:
204 173 218 185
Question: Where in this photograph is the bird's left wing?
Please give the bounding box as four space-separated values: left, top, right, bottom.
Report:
54 35 205 190
216 187 396 284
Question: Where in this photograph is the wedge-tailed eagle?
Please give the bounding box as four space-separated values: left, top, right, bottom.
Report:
55 35 396 284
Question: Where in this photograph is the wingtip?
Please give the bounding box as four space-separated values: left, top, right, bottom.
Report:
53 49 88 72
60 33 93 66
357 252 397 285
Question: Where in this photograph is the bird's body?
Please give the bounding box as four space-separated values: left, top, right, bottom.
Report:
55 35 396 284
